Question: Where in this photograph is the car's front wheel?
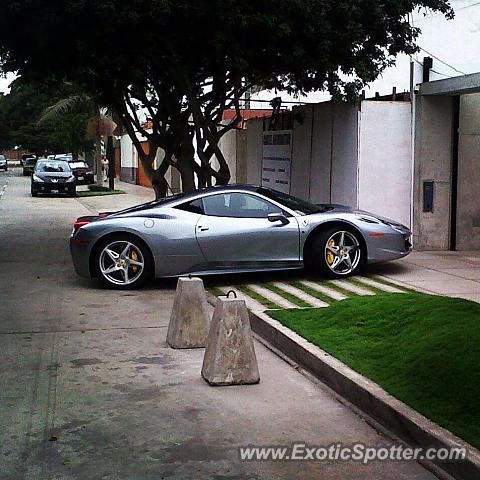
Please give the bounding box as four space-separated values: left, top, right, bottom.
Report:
309 227 364 278
93 235 153 289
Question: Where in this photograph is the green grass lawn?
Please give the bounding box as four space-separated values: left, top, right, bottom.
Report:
76 188 125 197
268 293 480 449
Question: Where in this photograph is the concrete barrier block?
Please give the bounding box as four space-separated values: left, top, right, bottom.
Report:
202 298 260 386
167 277 210 349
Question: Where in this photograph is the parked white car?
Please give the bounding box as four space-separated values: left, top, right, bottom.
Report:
0 155 7 171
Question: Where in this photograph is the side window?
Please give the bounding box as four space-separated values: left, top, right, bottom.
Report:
175 198 204 215
202 193 282 218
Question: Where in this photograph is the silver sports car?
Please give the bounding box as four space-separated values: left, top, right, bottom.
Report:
70 185 412 289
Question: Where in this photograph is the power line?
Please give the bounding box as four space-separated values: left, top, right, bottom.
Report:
417 46 467 75
430 69 450 78
408 10 468 76
411 56 451 78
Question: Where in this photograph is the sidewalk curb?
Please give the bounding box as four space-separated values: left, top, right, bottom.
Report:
248 308 480 480
206 293 480 480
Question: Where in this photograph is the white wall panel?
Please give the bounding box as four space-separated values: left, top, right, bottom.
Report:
358 101 412 227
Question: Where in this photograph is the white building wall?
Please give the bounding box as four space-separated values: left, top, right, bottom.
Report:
233 101 412 229
245 118 265 185
358 102 412 227
309 103 333 204
330 104 359 207
290 105 314 200
120 134 137 168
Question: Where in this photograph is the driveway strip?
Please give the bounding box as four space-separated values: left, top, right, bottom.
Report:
271 282 328 308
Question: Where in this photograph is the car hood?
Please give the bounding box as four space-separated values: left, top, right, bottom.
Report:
315 204 408 228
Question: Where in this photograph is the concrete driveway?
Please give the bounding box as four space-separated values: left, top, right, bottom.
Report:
371 251 480 304
0 169 443 479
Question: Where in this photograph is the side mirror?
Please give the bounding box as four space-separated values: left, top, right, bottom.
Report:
267 213 290 225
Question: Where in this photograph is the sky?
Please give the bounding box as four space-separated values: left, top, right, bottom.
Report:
0 72 16 94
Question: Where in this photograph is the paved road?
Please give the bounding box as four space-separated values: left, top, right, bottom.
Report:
0 169 439 480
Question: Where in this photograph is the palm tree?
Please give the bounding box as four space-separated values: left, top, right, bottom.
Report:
39 94 117 186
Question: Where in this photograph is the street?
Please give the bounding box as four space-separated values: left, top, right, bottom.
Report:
0 169 441 479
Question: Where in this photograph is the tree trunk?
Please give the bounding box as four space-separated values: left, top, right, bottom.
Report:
94 137 102 186
138 146 171 200
178 161 196 193
150 168 169 199
176 139 196 193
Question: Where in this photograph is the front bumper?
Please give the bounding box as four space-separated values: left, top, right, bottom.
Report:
32 181 75 194
366 232 413 264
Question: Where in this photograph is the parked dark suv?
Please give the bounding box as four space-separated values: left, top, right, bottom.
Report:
21 153 36 167
22 157 37 175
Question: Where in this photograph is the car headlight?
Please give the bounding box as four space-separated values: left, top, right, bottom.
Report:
32 174 44 182
66 175 76 182
383 221 408 234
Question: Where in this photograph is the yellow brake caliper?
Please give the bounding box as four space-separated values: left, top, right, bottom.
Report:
131 249 139 273
327 239 335 265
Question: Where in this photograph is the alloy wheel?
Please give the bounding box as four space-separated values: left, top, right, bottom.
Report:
99 241 145 286
324 231 361 275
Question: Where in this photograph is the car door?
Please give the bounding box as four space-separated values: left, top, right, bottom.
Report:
194 192 300 269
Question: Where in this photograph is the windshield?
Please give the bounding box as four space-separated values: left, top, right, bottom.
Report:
36 161 71 173
257 187 325 215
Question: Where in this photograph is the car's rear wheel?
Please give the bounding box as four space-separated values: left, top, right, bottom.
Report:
310 227 364 278
94 235 153 289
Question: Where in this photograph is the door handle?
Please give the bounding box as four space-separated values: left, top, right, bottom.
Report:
198 226 210 232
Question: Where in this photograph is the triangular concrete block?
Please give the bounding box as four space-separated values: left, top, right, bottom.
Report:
202 298 260 386
167 277 210 349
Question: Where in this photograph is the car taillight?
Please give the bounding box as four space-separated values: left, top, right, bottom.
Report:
73 220 91 232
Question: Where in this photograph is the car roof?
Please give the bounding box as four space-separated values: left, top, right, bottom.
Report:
180 184 261 200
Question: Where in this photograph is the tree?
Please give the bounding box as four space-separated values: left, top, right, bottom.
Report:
0 78 94 157
0 1 453 197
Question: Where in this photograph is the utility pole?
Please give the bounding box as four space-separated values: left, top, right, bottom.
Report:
94 105 103 186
